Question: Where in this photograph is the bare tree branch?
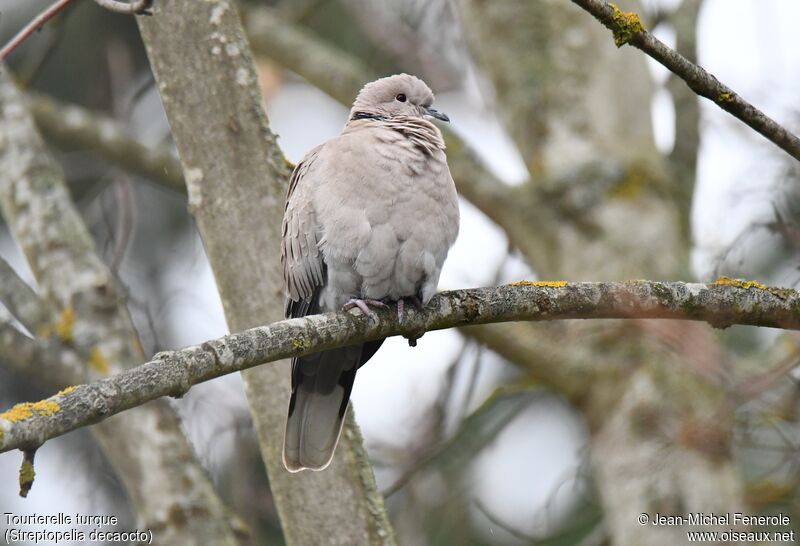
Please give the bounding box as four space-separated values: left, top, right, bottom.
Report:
0 0 73 61
0 0 152 61
2 279 798 455
570 0 800 163
242 7 365 105
28 92 185 192
0 257 49 333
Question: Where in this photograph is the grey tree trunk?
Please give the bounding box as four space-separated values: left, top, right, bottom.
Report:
136 2 395 544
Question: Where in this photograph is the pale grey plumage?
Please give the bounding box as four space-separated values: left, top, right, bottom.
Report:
282 74 459 472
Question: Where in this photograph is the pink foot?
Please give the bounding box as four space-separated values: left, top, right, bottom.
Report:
343 298 388 317
396 296 424 322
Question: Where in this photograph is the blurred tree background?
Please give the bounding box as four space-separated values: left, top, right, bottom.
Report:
1 0 800 545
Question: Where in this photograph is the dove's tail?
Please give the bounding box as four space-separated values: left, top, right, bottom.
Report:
283 340 382 472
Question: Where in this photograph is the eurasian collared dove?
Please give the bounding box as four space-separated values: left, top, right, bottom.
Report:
281 74 460 472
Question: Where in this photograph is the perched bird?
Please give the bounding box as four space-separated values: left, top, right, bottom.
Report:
281 74 460 472
281 74 458 472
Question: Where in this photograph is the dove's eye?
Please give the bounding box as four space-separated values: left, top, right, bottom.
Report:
395 93 407 102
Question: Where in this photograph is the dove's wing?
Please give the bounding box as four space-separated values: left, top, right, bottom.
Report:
281 143 382 472
281 145 326 319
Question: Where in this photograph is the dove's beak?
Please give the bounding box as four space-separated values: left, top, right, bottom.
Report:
424 106 450 123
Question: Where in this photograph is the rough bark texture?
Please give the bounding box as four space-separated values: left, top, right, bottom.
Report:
0 65 238 545
2 280 798 454
135 3 395 545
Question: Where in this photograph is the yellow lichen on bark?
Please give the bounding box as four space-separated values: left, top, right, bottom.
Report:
609 3 645 47
19 459 35 497
712 276 766 290
19 460 35 485
509 280 568 288
0 400 61 423
54 307 75 343
88 347 109 375
57 386 76 396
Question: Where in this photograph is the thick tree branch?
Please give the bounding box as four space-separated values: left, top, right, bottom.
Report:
570 0 800 163
2 280 798 454
241 7 365 105
29 92 185 192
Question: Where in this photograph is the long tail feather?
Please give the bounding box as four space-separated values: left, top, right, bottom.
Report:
283 345 361 472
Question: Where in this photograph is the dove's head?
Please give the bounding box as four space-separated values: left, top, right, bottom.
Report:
350 74 449 123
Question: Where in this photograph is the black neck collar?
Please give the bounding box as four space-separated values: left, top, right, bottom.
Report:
350 111 386 122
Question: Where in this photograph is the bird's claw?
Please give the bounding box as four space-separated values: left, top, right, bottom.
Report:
343 298 388 317
396 296 424 323
396 296 425 346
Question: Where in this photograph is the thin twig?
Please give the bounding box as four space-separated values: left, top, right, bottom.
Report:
570 0 800 163
2 279 800 454
734 349 800 403
0 0 74 61
382 388 531 498
474 499 537 542
106 41 136 275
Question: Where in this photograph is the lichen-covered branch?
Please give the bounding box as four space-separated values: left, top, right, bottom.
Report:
570 0 800 162
2 279 797 454
0 65 239 543
29 92 185 192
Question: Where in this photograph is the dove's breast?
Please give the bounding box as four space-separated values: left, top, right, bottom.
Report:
312 126 459 310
